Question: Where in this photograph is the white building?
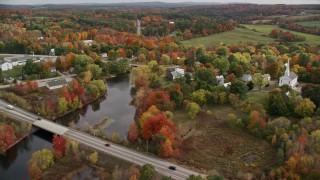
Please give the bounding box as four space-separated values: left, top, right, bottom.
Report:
241 74 253 82
279 59 298 88
169 67 185 80
82 40 93 46
45 79 67 90
216 75 224 85
0 61 13 71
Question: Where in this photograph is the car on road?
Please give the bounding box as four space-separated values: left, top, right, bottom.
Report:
105 143 110 147
168 166 176 170
6 105 14 110
36 117 41 120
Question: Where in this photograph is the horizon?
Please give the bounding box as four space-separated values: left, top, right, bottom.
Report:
1 0 319 5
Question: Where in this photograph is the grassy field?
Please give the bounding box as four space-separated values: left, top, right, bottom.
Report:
296 21 320 27
182 24 320 48
243 24 320 45
181 28 274 47
2 65 23 79
174 106 275 177
246 91 269 108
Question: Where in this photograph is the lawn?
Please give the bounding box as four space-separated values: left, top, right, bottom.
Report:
174 106 275 177
2 65 23 79
181 28 274 47
296 21 320 27
243 24 320 45
246 91 269 108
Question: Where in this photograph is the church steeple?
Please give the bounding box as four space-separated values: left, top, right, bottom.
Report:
286 58 290 76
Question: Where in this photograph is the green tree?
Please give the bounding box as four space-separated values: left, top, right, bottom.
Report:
86 64 101 78
140 164 155 180
23 59 40 75
230 79 248 99
88 151 98 165
73 55 92 74
186 102 201 119
195 67 216 91
252 73 269 90
161 54 171 65
28 149 54 171
212 56 230 74
58 97 68 114
191 89 208 106
268 88 288 116
295 98 316 117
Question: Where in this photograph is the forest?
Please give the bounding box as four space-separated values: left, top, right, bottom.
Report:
0 3 320 180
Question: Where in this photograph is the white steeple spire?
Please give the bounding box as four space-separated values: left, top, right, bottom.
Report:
286 58 290 76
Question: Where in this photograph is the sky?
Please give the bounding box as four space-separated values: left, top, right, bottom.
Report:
1 0 319 5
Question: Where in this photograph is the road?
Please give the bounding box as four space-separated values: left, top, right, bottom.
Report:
0 100 205 179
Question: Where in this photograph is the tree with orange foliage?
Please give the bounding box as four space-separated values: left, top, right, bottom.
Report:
128 123 139 142
145 90 171 110
144 39 155 50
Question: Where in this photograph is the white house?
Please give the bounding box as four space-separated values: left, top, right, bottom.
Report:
82 40 93 46
216 75 225 85
0 61 13 71
263 74 271 81
241 74 253 82
169 67 185 80
279 59 298 88
45 79 67 90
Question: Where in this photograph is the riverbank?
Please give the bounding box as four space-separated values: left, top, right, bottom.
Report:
4 127 38 154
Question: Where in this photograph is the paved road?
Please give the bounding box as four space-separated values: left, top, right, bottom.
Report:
0 100 205 179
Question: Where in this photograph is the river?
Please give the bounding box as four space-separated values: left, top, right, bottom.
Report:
57 73 136 139
0 130 53 179
0 74 136 179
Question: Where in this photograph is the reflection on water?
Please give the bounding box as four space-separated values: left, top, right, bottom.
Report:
57 74 136 139
0 129 53 179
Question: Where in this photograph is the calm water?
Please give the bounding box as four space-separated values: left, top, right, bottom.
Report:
0 74 135 179
0 130 53 180
57 73 136 139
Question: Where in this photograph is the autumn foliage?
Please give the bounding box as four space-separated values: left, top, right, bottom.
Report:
52 135 66 160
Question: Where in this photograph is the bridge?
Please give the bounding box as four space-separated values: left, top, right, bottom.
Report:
0 100 205 180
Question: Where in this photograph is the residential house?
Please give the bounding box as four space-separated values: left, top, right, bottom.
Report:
263 74 271 81
82 40 93 46
168 67 185 80
0 61 13 71
216 75 224 85
241 74 253 82
45 79 67 90
279 59 298 88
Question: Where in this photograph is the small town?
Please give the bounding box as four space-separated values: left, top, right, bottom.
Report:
0 1 319 179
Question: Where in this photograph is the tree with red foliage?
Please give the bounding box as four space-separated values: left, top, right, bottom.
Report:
0 124 17 154
52 135 66 160
145 90 171 110
25 80 39 92
128 123 139 142
16 83 25 94
69 79 85 97
141 112 175 140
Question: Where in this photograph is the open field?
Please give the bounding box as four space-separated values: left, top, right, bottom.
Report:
265 14 320 21
246 91 269 109
181 28 274 47
243 24 320 45
296 21 320 27
182 24 320 48
2 65 23 79
174 106 275 177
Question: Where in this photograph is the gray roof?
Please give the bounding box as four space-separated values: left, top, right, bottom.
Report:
288 71 298 80
46 79 67 87
241 74 252 80
282 71 298 80
0 61 10 65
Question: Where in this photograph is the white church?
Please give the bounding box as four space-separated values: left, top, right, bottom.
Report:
279 59 298 88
